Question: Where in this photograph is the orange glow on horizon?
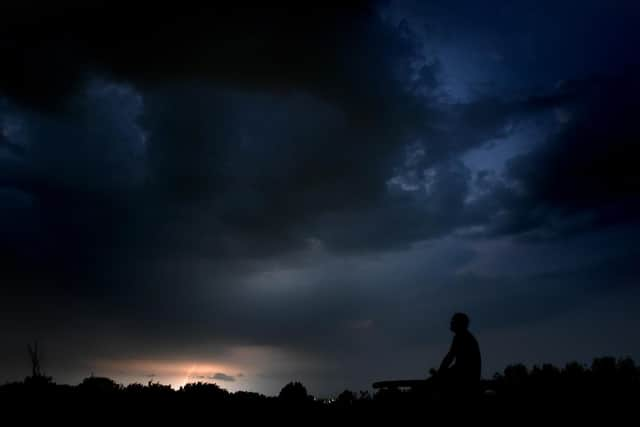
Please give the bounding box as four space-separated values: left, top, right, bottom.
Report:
87 345 320 394
91 358 244 389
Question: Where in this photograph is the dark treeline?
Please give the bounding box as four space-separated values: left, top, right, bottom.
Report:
1 356 639 420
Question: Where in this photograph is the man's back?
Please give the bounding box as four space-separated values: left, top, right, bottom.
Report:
451 330 481 382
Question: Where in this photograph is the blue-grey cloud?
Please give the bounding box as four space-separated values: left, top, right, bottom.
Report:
211 373 236 382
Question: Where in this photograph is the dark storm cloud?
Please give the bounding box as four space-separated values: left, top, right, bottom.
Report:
1 2 450 259
476 71 640 239
1 0 634 312
0 2 378 111
2 0 640 394
1 81 146 299
1 3 472 368
2 1 566 276
396 0 640 93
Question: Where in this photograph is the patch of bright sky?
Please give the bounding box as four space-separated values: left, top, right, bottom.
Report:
87 345 323 395
1 115 24 144
432 42 515 103
381 2 517 104
0 99 29 152
462 118 550 203
381 2 556 203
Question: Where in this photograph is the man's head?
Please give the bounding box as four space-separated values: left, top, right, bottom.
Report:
450 312 470 333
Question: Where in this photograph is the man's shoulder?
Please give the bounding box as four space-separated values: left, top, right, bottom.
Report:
457 331 478 344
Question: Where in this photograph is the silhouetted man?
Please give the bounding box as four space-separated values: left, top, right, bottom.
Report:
437 312 481 398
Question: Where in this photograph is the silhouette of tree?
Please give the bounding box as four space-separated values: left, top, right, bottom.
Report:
359 390 372 401
24 341 53 387
278 381 312 404
233 390 268 405
502 363 528 385
335 390 356 407
27 342 42 378
124 382 146 393
78 376 122 392
180 381 229 400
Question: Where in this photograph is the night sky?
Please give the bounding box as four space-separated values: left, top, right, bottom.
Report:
1 1 639 396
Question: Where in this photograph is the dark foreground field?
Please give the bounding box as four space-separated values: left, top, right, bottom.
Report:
2 356 638 422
